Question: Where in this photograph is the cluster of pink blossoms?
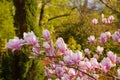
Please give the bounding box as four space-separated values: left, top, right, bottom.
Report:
6 29 120 79
88 29 120 45
6 16 120 79
92 14 115 25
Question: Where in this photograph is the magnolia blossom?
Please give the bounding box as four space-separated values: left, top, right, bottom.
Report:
42 29 50 41
90 58 100 69
45 48 56 56
92 18 98 25
43 42 50 49
23 31 38 46
108 15 114 23
45 67 53 78
102 18 107 24
64 50 83 65
55 67 65 77
61 74 70 80
68 68 76 78
93 74 99 79
79 60 92 71
88 36 96 44
96 46 104 55
100 57 115 73
56 37 67 54
32 47 40 54
112 33 120 42
84 48 90 56
100 33 107 44
6 37 24 51
50 63 56 69
107 51 116 63
116 57 120 64
72 51 83 63
105 32 111 38
93 54 99 60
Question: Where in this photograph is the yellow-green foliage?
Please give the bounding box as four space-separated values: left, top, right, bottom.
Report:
0 0 15 39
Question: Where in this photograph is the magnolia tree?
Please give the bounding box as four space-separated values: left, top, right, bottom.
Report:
6 14 120 80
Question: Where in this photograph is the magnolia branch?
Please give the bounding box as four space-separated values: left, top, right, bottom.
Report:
99 0 120 14
107 73 120 80
43 55 97 80
70 66 97 80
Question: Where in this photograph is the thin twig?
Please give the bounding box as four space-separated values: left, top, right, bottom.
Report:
99 0 120 14
69 66 97 80
107 73 120 80
48 7 76 21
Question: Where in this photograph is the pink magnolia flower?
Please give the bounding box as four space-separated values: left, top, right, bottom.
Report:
79 60 92 70
107 51 116 63
88 36 96 44
90 58 100 69
63 51 83 65
23 31 38 46
112 33 119 42
64 50 83 65
56 37 67 54
45 67 53 78
55 67 65 77
96 46 104 55
84 61 92 70
84 48 90 56
100 33 107 44
93 74 99 79
100 57 115 73
43 42 50 49
92 18 98 25
102 18 107 24
63 55 73 65
72 50 83 63
61 74 70 80
93 54 99 60
68 68 76 78
42 29 50 41
116 57 120 64
50 63 56 69
6 37 24 51
108 15 114 23
32 47 40 54
45 48 56 56
105 31 111 38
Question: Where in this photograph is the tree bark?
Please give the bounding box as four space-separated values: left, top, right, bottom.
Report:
13 0 26 38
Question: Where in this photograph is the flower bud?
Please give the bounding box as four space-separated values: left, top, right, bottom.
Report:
42 29 50 41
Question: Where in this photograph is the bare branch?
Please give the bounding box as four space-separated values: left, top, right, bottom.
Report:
48 7 76 21
39 0 50 26
70 66 97 80
48 13 70 21
107 73 120 80
99 0 120 14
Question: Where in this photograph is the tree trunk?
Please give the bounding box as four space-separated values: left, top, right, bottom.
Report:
13 0 26 38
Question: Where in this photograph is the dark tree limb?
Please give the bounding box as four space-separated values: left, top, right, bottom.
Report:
48 7 76 22
99 0 120 14
13 0 26 38
39 0 50 26
107 73 120 80
70 66 97 80
48 13 70 21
